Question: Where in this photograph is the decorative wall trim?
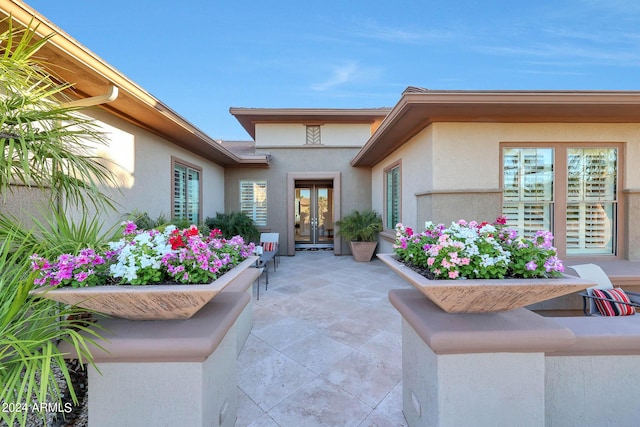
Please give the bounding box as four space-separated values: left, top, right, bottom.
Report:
415 188 503 196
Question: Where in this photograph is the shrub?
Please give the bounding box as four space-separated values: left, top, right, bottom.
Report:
205 212 260 243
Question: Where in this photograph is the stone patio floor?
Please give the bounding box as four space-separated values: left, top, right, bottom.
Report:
236 249 413 426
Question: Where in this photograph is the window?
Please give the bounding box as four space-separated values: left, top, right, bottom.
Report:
384 163 401 229
306 125 321 145
172 159 201 224
502 144 619 258
566 148 617 255
240 180 267 226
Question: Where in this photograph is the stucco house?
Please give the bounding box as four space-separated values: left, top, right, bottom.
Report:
226 90 640 273
3 1 640 282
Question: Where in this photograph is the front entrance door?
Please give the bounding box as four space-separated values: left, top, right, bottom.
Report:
295 182 334 249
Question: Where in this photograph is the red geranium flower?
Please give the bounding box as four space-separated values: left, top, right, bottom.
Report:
169 231 185 249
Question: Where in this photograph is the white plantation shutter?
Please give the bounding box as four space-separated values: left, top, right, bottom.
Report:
503 148 553 237
566 148 616 255
240 181 267 226
173 165 187 220
173 162 200 224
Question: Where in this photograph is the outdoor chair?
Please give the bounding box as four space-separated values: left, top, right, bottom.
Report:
571 263 640 316
252 233 280 299
259 232 280 271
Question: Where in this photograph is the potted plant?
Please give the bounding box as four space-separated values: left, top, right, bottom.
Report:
336 209 383 262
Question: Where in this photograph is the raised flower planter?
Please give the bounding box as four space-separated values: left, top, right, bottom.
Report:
383 217 595 313
379 253 591 313
31 256 258 320
29 223 258 320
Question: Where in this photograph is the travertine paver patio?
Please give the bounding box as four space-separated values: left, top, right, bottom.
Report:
236 249 412 426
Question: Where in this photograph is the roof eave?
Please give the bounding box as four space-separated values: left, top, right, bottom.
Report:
351 90 640 167
229 107 391 139
1 1 265 167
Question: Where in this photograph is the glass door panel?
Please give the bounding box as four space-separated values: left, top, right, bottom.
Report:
295 188 311 243
317 188 333 243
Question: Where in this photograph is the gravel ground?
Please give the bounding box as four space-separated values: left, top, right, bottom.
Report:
4 361 89 427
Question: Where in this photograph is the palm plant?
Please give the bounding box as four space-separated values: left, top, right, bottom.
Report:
336 209 383 242
0 17 117 426
0 16 118 211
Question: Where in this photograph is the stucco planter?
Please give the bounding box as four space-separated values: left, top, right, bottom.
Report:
378 253 592 313
349 241 378 262
31 256 258 320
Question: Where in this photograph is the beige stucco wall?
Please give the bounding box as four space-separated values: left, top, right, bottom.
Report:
3 108 225 230
431 122 640 189
372 125 435 231
372 121 640 257
225 146 371 255
255 123 371 147
90 109 225 227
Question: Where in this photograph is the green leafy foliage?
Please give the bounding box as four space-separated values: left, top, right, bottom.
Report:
336 209 383 242
0 232 106 427
128 210 211 235
205 211 259 243
0 17 116 426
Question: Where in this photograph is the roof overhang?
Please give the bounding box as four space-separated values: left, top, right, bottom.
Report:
229 107 391 139
351 89 640 167
1 1 268 167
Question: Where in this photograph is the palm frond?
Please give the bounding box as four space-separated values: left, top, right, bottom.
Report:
1 16 119 211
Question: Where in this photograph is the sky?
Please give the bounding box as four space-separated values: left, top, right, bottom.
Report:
23 0 640 140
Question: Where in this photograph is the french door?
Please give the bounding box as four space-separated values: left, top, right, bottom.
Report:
294 183 334 249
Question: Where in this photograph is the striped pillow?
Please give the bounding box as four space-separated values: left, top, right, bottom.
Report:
592 288 635 316
262 242 276 252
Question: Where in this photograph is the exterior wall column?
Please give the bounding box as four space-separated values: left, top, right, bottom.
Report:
389 289 575 427
624 189 640 260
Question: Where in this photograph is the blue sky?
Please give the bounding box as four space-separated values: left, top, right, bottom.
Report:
25 0 640 140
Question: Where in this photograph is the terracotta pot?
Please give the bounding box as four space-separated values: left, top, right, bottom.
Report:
349 241 378 262
378 253 593 313
31 256 258 320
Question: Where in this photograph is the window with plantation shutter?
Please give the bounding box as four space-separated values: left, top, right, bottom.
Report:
172 159 201 224
385 163 401 229
240 180 267 226
566 148 617 255
502 144 619 258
